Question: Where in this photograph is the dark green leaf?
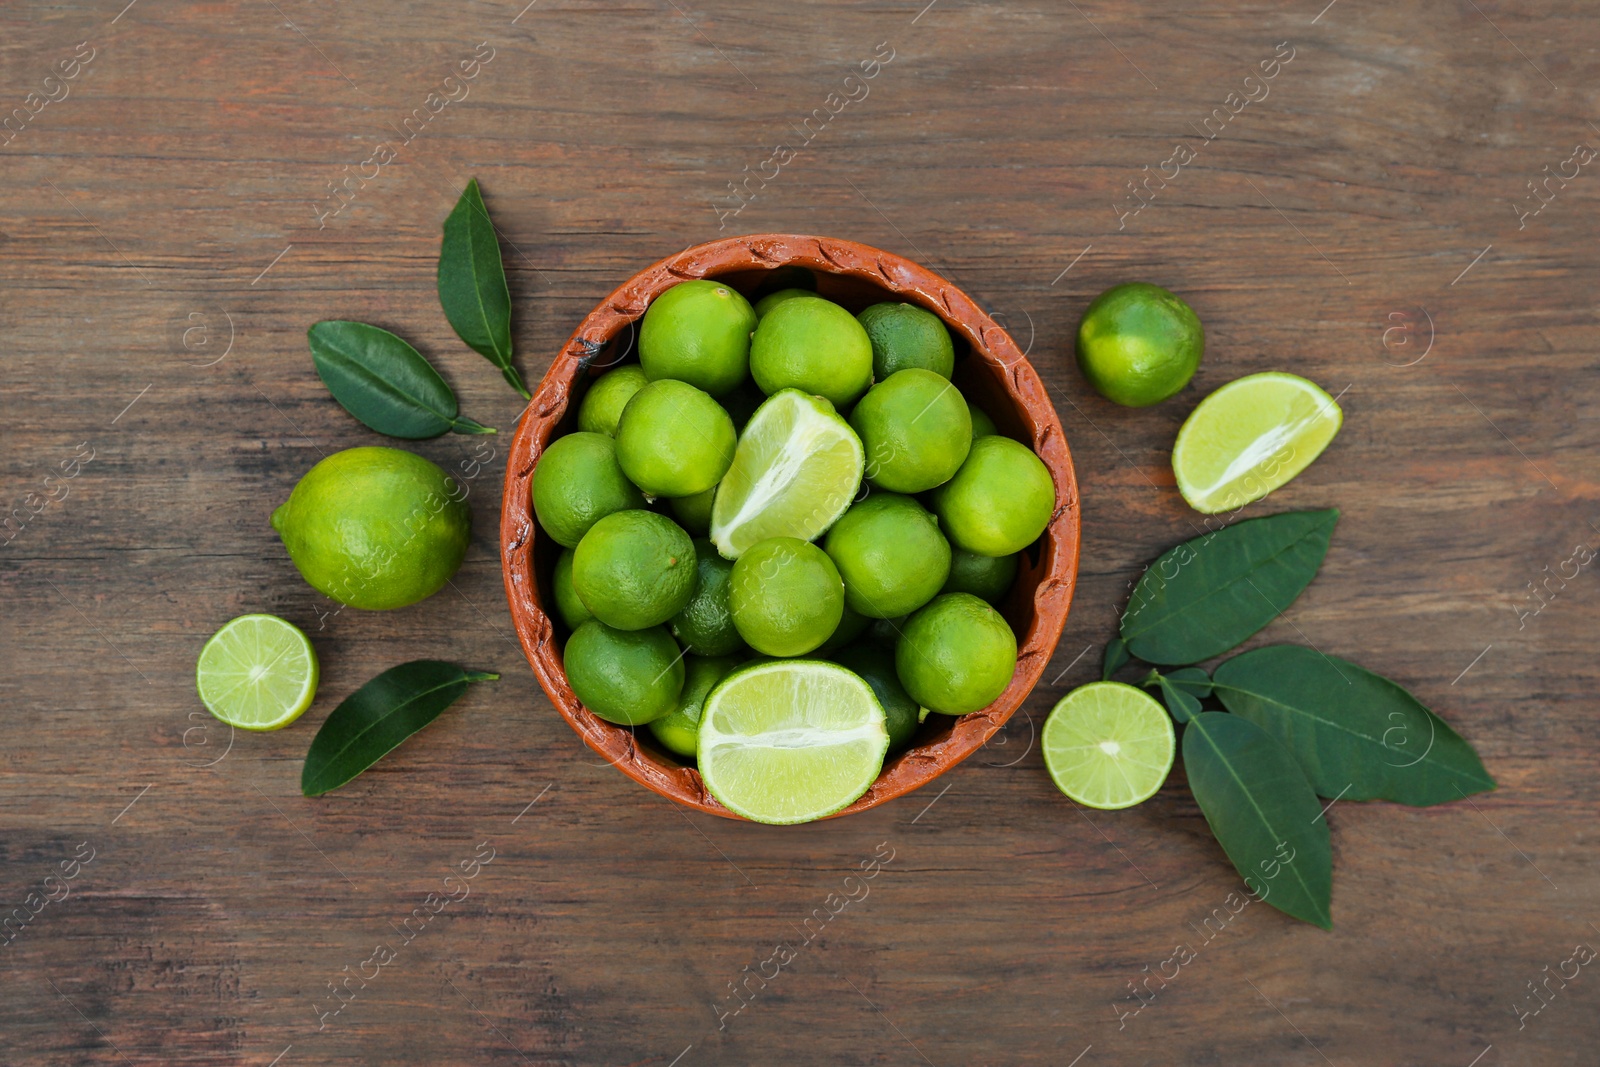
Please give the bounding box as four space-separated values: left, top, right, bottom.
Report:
1143 670 1202 723
302 661 498 796
1164 666 1213 698
309 320 496 439
438 178 527 399
1212 644 1496 806
1183 712 1333 928
1101 637 1129 681
1121 509 1338 664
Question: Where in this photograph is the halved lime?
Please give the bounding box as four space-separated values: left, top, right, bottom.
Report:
1171 372 1342 514
698 660 888 824
1041 682 1174 809
709 389 863 559
195 614 319 731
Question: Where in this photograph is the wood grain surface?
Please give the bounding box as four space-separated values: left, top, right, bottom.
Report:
2 1 1597 1064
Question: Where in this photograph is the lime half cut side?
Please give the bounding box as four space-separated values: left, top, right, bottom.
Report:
1042 682 1175 810
195 614 319 731
1171 372 1342 514
698 660 888 824
709 389 864 559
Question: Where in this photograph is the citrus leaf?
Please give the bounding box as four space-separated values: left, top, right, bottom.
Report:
1101 637 1129 681
1211 644 1496 806
1121 509 1337 664
1183 712 1333 928
438 178 527 399
302 661 497 796
1143 670 1202 723
1164 666 1213 698
308 320 496 438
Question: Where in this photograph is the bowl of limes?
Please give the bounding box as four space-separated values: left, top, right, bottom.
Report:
501 234 1080 823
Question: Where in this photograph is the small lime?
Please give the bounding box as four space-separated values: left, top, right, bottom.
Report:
967 400 999 439
195 614 319 731
564 620 684 725
552 548 593 630
857 302 955 380
639 279 756 397
749 297 873 406
615 379 736 498
896 593 1017 716
577 365 649 437
670 539 745 656
929 436 1054 557
532 432 646 549
816 601 870 654
1076 282 1203 407
719 379 766 431
864 614 908 647
729 537 844 657
572 510 697 630
830 644 920 753
648 654 740 758
823 493 951 618
1042 682 1175 809
942 548 1019 605
272 446 470 610
850 369 972 493
754 289 816 318
669 485 717 535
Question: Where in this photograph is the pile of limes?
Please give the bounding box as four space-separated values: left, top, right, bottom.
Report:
534 278 1057 824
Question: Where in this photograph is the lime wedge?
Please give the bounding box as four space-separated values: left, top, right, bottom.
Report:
1042 682 1175 810
1171 372 1342 514
195 614 319 731
698 660 888 824
709 389 863 558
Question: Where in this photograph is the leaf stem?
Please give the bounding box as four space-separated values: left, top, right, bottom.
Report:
503 366 532 401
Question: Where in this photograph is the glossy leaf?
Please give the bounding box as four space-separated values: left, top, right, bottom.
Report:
1121 509 1337 664
302 661 498 796
309 320 495 438
1183 712 1333 928
1212 644 1496 806
1101 637 1129 681
1144 668 1206 723
438 178 528 399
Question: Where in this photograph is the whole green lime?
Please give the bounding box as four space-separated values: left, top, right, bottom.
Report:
896 593 1017 715
729 537 844 657
967 400 999 439
532 431 647 548
648 653 740 758
749 297 873 406
669 485 717 536
271 446 469 610
577 365 650 437
857 302 955 380
864 614 908 647
615 379 736 498
823 493 950 618
929 436 1054 557
639 279 756 397
816 601 870 654
850 369 972 493
552 548 593 630
670 539 745 656
755 289 816 318
572 510 697 630
942 548 1019 605
1076 282 1203 407
830 644 920 752
564 620 684 725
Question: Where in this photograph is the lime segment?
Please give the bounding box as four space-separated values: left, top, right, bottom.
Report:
698 660 889 824
1172 372 1342 514
196 614 319 731
709 389 864 558
1042 682 1175 809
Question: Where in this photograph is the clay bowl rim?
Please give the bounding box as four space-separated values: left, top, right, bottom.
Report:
500 233 1081 822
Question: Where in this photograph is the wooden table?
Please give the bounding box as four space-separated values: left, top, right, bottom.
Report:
4 1 1596 1063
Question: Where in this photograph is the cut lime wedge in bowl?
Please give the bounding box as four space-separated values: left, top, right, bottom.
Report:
1042 682 1175 810
697 660 888 824
195 614 319 731
710 388 864 558
1171 371 1342 514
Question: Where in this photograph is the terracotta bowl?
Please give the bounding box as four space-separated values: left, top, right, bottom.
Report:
500 234 1081 820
